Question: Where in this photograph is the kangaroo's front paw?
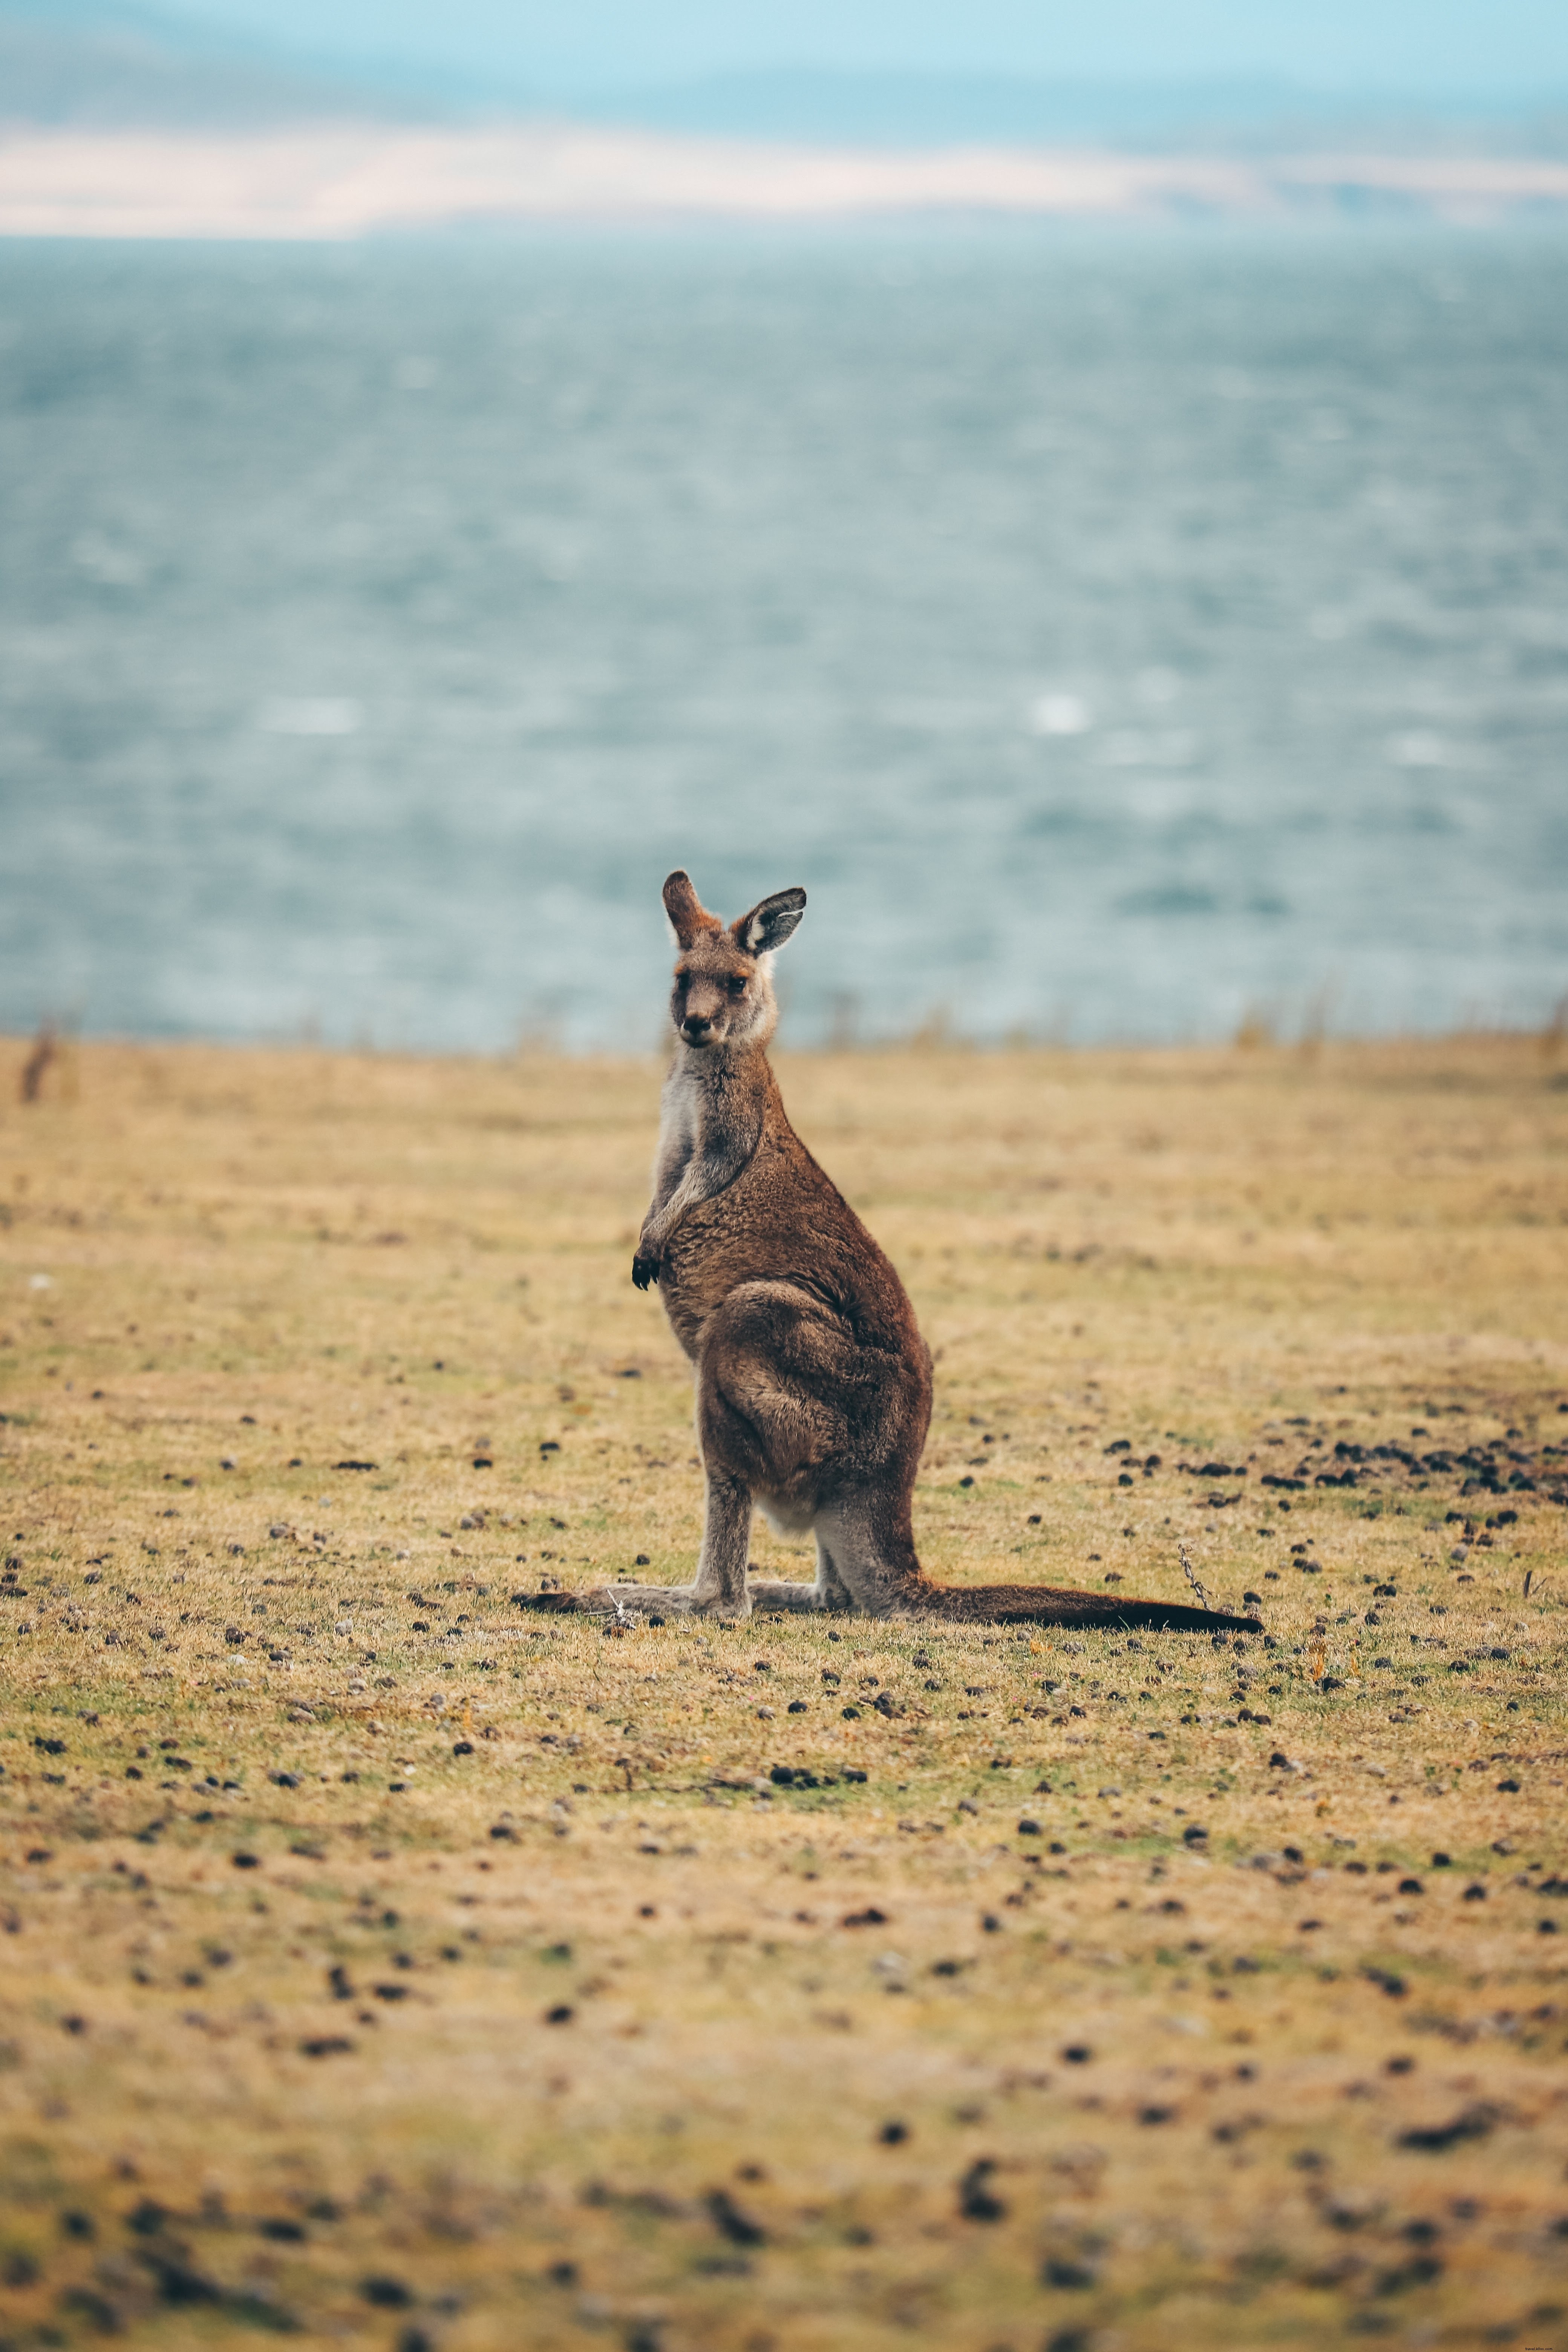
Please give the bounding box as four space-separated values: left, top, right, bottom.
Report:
631 1249 662 1291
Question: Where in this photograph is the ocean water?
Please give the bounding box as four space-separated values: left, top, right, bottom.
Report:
2 226 1565 1050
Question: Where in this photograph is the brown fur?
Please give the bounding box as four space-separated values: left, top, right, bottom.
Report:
528 873 1259 1635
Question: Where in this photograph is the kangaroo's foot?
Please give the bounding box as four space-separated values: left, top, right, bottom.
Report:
613 1580 760 1622
744 1576 828 1613
592 1582 697 1617
513 1582 753 1621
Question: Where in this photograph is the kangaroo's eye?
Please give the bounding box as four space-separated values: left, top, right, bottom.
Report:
727 977 747 996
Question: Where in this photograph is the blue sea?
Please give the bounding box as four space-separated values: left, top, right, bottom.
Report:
2 225 1565 1050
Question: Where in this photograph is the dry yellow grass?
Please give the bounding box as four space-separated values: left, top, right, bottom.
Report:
0 1032 1565 2352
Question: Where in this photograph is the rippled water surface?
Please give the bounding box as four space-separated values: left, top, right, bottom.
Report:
2 228 1565 1046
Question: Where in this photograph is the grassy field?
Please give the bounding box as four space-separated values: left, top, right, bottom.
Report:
0 1031 1565 2352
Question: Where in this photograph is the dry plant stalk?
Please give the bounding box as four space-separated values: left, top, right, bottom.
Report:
18 1020 56 1104
1178 1540 1210 1610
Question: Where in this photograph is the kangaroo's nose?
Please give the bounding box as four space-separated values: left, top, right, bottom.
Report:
683 1013 713 1041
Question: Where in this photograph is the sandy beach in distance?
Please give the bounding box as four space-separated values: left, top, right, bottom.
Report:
3 120 1568 237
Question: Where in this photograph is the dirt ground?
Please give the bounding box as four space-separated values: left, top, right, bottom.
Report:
0 1032 1564 2352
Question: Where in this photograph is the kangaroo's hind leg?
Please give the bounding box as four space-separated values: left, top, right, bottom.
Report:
687 1470 753 1616
695 1283 847 1621
544 1469 752 1621
518 1429 761 1623
525 1281 848 1623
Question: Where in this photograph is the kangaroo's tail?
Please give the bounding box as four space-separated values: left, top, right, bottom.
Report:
906 1579 1260 1635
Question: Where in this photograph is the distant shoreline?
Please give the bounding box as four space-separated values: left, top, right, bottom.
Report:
4 121 1568 239
6 1034 1565 1080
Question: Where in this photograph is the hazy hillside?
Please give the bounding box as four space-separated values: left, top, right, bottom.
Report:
578 66 1568 156
0 0 439 125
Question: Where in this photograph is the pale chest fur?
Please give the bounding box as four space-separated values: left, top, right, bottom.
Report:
652 1061 705 1196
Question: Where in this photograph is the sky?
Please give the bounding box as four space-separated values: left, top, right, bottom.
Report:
150 0 1568 100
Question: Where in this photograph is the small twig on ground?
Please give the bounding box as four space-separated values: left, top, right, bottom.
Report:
1179 1544 1210 1611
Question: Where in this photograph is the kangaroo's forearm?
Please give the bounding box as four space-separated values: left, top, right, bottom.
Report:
633 1147 744 1289
639 1168 702 1255
640 1142 746 1252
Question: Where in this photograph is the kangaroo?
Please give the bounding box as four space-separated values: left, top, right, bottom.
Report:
535 871 1259 1635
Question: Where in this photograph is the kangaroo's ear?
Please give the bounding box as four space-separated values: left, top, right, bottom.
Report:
731 887 807 957
663 870 720 948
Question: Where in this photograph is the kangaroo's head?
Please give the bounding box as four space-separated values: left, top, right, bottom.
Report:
662 871 806 1053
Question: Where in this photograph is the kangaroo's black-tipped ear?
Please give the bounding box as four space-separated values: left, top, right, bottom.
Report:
731 887 807 957
663 870 720 949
